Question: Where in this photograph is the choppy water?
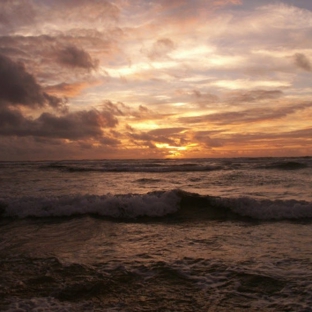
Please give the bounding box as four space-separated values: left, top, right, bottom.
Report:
1 157 312 311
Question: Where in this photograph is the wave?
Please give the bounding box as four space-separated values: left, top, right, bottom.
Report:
258 161 308 170
36 158 312 174
134 178 163 183
1 190 312 222
40 163 222 173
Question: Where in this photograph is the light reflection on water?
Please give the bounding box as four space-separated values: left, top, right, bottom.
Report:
2 217 312 272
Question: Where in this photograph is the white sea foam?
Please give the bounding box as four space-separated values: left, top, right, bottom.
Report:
1 190 180 218
6 297 73 312
1 190 312 220
219 197 312 220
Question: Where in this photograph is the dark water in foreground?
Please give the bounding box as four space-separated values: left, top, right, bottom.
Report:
0 157 312 311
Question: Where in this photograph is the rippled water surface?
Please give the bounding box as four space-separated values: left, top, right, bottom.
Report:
1 157 312 311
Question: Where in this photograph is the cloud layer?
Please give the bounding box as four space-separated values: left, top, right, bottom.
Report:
0 0 311 160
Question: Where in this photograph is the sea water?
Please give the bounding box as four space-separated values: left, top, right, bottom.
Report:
0 157 312 311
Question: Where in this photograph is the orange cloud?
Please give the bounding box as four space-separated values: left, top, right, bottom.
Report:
44 81 100 98
1 0 312 160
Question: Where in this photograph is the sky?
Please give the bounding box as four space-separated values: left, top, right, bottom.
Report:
0 0 312 160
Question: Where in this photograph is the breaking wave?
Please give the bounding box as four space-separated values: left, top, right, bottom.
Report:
1 190 312 221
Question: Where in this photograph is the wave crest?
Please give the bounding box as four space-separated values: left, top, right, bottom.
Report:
1 190 312 221
0 191 180 219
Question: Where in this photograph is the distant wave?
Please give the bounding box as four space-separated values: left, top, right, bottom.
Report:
37 158 312 173
1 190 312 221
134 178 163 183
40 163 223 173
258 161 308 170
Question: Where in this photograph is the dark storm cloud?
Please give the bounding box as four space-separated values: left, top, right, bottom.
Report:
56 45 99 70
0 107 118 140
0 108 26 133
34 109 118 139
0 53 64 109
294 53 312 72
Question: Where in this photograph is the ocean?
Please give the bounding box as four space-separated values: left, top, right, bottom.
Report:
0 157 312 311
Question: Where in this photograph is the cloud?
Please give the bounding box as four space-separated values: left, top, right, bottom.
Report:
179 102 312 125
41 0 120 23
44 82 97 98
0 0 311 160
128 127 187 148
121 0 242 44
0 53 64 109
193 131 223 148
0 0 36 34
0 0 120 36
226 89 284 103
35 109 118 139
210 127 312 148
0 108 26 134
146 0 241 21
191 90 219 107
55 45 99 70
147 38 175 60
193 126 312 152
0 33 116 86
148 127 187 136
99 136 120 146
98 100 169 122
0 107 118 140
294 53 312 71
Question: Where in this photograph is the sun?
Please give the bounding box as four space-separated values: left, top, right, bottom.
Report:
155 143 198 158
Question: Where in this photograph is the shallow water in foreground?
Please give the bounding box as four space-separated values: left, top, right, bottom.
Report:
1 157 312 311
1 217 312 311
